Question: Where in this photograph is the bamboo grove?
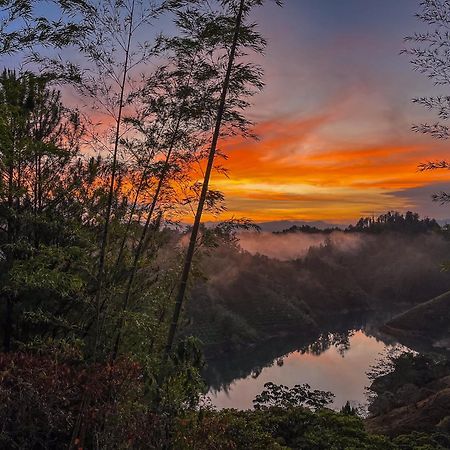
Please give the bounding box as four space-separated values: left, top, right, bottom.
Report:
0 0 281 447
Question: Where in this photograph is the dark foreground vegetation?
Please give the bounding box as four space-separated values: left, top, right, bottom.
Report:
2 349 450 449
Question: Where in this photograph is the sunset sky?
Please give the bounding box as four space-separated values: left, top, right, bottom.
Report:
3 0 450 224
214 0 450 223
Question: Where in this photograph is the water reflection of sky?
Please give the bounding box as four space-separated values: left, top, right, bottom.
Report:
208 330 400 411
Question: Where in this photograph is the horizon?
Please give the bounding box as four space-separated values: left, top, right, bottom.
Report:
183 210 450 234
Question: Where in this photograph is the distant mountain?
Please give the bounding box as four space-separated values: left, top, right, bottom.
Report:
193 219 349 232
255 220 349 232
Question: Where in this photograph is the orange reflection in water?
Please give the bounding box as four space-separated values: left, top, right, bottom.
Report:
208 330 395 411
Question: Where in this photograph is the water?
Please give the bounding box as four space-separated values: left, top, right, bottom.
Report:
207 330 404 411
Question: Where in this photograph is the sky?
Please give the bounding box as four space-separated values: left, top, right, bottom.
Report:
2 0 450 224
211 0 450 223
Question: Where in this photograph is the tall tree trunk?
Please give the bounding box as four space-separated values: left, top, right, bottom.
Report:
33 150 42 247
92 0 135 357
111 48 200 360
163 0 246 360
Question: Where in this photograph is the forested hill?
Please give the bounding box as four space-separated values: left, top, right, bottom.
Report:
347 211 440 234
186 217 450 355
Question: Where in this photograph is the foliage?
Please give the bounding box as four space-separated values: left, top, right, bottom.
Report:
157 337 208 415
174 409 287 449
0 0 91 55
173 406 450 450
0 70 92 352
253 382 334 411
368 352 450 388
347 211 440 234
403 0 450 203
367 352 450 418
392 432 450 450
0 352 158 449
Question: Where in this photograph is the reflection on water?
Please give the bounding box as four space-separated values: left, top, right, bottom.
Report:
207 330 403 411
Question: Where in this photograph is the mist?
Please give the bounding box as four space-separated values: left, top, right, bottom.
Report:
238 231 363 261
188 230 450 357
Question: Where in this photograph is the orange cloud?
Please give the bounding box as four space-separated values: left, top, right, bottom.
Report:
200 113 450 222
82 100 449 223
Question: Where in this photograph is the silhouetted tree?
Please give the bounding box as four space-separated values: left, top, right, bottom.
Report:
0 70 85 351
403 0 450 204
348 211 439 233
0 0 91 55
111 3 236 360
164 0 282 361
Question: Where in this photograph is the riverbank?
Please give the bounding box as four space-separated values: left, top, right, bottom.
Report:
366 353 450 438
382 290 450 351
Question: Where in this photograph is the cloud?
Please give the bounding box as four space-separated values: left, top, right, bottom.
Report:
391 182 450 220
201 105 449 222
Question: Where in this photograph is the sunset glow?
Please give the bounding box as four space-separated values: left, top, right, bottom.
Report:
205 119 449 222
4 0 449 224
203 0 450 223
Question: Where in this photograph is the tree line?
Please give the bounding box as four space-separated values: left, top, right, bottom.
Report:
276 211 441 234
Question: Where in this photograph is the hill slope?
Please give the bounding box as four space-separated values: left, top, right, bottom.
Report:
383 290 450 349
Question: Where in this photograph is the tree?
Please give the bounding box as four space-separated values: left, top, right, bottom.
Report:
253 382 334 410
110 9 217 360
111 0 260 360
164 0 281 360
403 0 450 203
0 0 91 55
0 70 86 351
44 0 162 358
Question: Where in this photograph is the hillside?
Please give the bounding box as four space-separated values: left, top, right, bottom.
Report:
186 230 450 355
383 290 450 350
366 354 450 438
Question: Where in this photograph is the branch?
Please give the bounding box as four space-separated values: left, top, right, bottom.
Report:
418 160 450 171
433 191 450 204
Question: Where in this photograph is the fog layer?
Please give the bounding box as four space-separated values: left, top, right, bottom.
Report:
238 231 362 261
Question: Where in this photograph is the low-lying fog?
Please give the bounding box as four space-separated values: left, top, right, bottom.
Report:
238 231 363 261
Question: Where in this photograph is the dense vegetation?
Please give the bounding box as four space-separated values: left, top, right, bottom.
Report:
0 0 285 447
348 211 441 234
367 352 450 439
276 211 441 235
189 221 450 354
3 349 450 449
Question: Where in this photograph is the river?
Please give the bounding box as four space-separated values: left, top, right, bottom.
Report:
206 329 407 411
